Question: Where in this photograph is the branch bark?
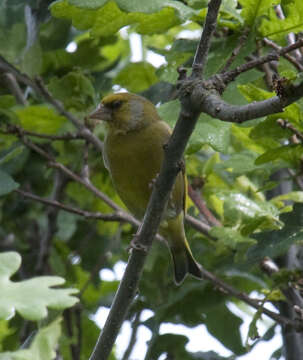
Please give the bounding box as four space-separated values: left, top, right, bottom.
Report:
89 1 222 359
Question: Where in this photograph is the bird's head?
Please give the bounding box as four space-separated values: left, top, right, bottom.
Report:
90 92 160 133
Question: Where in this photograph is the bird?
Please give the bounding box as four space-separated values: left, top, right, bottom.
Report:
90 92 202 284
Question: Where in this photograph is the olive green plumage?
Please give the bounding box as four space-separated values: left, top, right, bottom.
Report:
90 92 201 284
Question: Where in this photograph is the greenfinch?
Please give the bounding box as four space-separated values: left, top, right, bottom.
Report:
90 92 201 284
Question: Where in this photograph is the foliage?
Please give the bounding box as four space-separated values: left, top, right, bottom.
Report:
0 0 303 359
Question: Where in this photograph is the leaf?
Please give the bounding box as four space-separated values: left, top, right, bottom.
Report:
68 0 195 21
239 0 279 27
260 0 303 40
271 191 303 204
0 146 24 166
217 191 281 230
0 170 19 196
210 226 256 257
14 105 67 134
255 144 303 166
248 203 303 264
114 62 158 92
47 71 95 111
51 0 182 38
205 303 245 355
158 100 231 153
21 42 42 77
0 318 61 360
147 333 190 360
0 252 78 321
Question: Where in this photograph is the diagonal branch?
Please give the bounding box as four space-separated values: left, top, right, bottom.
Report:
89 2 222 359
221 38 303 84
0 55 103 153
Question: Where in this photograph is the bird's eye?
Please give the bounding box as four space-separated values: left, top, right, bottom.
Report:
110 100 122 109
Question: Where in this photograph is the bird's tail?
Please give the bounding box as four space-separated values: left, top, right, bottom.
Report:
160 213 202 285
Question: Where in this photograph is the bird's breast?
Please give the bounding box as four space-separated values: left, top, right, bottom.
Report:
104 125 166 218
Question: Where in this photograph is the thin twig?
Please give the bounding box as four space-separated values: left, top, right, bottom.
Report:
191 0 222 79
220 30 249 73
15 189 130 222
1 125 84 141
199 265 303 330
221 38 303 84
2 72 27 105
185 214 212 237
188 184 221 227
79 254 109 298
121 311 142 360
277 119 303 142
0 55 103 153
35 171 67 274
264 38 303 72
34 77 104 152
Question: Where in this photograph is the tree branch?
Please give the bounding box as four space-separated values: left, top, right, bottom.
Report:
199 265 303 331
190 79 303 123
191 0 222 79
221 38 303 84
89 1 222 359
0 55 104 153
188 184 221 227
2 72 27 105
263 38 303 72
121 310 142 360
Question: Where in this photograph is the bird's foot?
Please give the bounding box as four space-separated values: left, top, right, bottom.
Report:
127 235 148 254
148 173 159 189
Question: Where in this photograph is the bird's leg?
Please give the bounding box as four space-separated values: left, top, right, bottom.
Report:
128 234 149 254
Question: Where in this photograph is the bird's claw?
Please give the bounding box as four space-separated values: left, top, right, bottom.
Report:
148 173 159 189
127 236 148 253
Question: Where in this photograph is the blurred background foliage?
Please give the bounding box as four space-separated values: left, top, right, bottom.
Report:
1 0 303 359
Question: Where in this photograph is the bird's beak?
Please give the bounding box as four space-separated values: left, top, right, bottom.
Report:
89 104 112 122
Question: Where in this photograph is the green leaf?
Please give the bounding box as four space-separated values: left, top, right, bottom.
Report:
0 318 61 360
255 144 303 166
0 95 16 110
147 334 190 360
51 0 181 38
0 170 19 196
205 304 245 354
238 83 274 102
272 191 303 204
47 71 95 111
158 100 231 153
0 146 24 166
114 62 158 92
210 226 256 252
217 191 281 230
239 0 279 27
68 0 195 21
21 42 43 77
260 0 303 40
248 203 303 263
250 117 293 141
14 105 67 134
0 252 78 321
0 23 26 64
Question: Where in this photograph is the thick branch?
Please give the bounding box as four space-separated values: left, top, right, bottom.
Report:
88 3 220 358
191 80 303 123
